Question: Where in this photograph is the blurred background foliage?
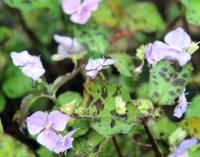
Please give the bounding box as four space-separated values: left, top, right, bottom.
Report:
1 0 200 157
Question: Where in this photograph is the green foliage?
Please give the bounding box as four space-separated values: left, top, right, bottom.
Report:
148 60 192 105
57 91 83 115
0 94 6 112
0 119 3 133
74 22 110 53
182 117 200 139
186 94 200 119
3 0 60 14
3 66 33 98
182 0 200 25
0 133 35 157
120 2 165 33
110 53 135 77
83 81 139 137
148 117 177 140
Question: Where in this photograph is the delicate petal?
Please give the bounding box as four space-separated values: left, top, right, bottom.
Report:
174 89 189 118
72 38 86 52
177 138 198 153
103 59 115 66
26 111 47 135
70 10 91 24
164 27 191 49
145 41 169 65
86 70 99 79
85 58 105 70
62 0 81 14
84 0 100 11
54 34 73 48
21 61 45 80
165 50 191 66
53 129 79 153
37 130 59 151
48 111 71 131
57 44 72 55
11 51 33 66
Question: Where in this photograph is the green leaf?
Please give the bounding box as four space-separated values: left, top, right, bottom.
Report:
181 0 200 26
0 94 6 112
83 81 139 137
148 60 192 105
182 117 200 139
186 94 200 119
148 117 177 140
188 143 200 157
120 2 165 33
110 54 135 77
57 91 83 115
0 133 35 157
37 147 53 157
3 70 33 98
3 0 60 14
93 0 122 28
74 22 110 53
0 119 3 133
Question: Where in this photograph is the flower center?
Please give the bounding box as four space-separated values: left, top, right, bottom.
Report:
77 3 85 14
45 121 53 130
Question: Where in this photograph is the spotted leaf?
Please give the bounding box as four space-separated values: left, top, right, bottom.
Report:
83 81 139 137
148 60 192 105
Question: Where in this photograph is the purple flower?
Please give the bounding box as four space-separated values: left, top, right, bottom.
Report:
52 34 86 61
53 129 79 153
168 138 198 157
10 51 45 81
62 0 100 24
146 27 192 66
85 58 115 79
173 89 189 118
26 111 70 151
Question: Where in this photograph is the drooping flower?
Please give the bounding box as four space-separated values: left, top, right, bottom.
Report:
52 34 86 61
168 138 198 157
85 58 115 79
53 129 79 153
10 51 45 81
146 27 194 66
62 0 100 24
26 111 70 151
173 89 189 118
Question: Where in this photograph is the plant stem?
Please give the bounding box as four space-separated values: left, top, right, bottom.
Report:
142 117 163 157
112 136 123 157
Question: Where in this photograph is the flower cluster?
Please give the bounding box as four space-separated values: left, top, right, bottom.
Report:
85 58 115 79
26 111 78 153
10 51 45 81
145 27 197 66
62 0 100 24
52 34 86 61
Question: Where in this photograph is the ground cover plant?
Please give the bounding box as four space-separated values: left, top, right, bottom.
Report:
1 0 200 157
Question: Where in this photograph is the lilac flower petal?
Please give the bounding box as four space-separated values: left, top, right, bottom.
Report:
21 62 45 81
57 44 72 56
84 0 100 11
48 111 70 131
103 59 115 66
85 58 105 70
11 51 33 66
53 129 79 153
62 0 81 14
164 27 191 49
72 38 86 52
165 50 191 66
177 138 198 153
145 41 169 65
173 89 188 118
53 34 73 48
26 111 47 135
86 70 99 79
70 10 91 24
37 130 59 151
